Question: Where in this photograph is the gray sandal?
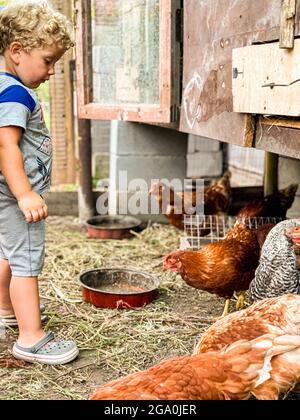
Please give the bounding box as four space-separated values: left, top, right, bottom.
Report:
12 331 79 365
0 304 47 327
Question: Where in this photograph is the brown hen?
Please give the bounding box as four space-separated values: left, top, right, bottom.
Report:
195 294 300 400
149 171 231 230
90 334 299 401
164 223 273 316
237 184 298 219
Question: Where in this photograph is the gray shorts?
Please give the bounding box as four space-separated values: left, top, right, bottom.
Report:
0 192 45 277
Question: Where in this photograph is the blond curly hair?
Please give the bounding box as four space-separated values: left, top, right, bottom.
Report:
0 2 74 55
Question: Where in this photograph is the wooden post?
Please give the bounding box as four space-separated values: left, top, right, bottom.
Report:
260 116 300 130
64 53 76 184
243 114 256 147
66 58 77 184
280 0 297 49
264 152 279 196
76 0 94 220
63 0 76 184
61 1 76 184
78 119 95 220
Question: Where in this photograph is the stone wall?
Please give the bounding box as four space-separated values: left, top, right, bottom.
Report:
109 121 187 217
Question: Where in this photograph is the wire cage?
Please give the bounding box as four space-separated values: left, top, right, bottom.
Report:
182 215 285 251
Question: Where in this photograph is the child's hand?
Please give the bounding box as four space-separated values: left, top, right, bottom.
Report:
17 191 48 223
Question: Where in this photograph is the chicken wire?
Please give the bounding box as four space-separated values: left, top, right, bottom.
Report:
181 215 285 250
228 145 265 187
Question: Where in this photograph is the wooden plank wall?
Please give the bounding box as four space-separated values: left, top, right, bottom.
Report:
256 123 300 158
180 0 300 154
50 0 76 185
280 0 297 48
232 40 300 116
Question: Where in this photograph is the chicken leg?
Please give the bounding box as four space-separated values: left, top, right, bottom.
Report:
236 292 246 311
221 299 231 318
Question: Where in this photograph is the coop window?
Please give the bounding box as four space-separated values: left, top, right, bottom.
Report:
75 0 181 123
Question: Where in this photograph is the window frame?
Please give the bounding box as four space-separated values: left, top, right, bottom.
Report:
75 0 177 123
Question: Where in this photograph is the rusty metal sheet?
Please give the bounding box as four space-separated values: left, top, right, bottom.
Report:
180 0 300 147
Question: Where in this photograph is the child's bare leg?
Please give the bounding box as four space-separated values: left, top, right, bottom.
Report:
0 258 14 316
10 276 45 347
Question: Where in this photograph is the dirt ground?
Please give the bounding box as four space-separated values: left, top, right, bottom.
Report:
0 217 299 400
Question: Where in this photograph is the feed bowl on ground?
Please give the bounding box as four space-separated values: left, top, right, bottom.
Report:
86 215 142 239
79 268 160 309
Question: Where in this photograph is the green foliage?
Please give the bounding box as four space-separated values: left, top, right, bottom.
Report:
37 81 49 101
92 177 100 189
0 0 7 6
64 184 78 192
36 82 51 129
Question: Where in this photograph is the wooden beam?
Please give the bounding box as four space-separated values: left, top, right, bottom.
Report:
243 115 256 147
78 119 94 221
264 152 278 196
75 0 93 108
63 1 76 184
255 123 300 159
280 0 296 49
64 55 76 184
76 0 94 220
260 116 300 130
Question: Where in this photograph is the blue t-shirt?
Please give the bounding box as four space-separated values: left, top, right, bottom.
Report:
0 72 52 197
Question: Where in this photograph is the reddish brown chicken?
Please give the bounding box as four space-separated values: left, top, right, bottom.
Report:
237 184 298 219
164 223 273 316
149 171 232 230
89 334 299 400
195 294 300 400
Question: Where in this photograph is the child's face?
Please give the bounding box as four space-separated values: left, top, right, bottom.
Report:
16 45 67 89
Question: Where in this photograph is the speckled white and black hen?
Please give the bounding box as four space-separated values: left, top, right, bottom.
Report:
248 219 300 304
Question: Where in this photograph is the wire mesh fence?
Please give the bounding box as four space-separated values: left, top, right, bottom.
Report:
228 145 265 187
182 215 285 250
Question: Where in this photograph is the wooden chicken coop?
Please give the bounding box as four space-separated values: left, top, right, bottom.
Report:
74 0 300 216
75 0 300 154
180 0 300 160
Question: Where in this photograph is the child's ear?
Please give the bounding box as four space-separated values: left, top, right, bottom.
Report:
9 42 23 64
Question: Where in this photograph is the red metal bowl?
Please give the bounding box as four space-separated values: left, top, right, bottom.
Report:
79 268 160 309
86 216 142 239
